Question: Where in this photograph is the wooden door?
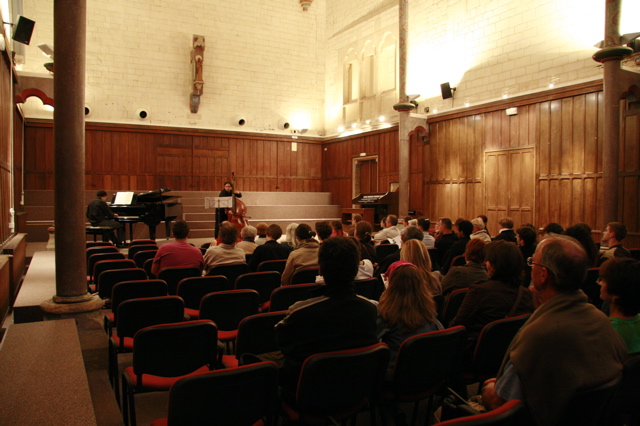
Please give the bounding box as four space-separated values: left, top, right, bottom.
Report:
485 148 535 235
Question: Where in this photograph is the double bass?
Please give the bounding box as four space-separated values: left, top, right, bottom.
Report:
226 172 250 232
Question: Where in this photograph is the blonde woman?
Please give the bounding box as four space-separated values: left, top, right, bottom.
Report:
400 239 442 294
377 261 443 375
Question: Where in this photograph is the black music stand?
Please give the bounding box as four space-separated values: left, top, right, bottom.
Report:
205 197 232 238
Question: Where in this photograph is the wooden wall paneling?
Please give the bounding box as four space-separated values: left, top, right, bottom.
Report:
584 177 598 228
572 95 586 174
547 178 561 225
549 100 562 176
538 179 549 231
561 98 574 175
538 102 550 177
559 178 572 226
571 178 584 227
584 93 599 173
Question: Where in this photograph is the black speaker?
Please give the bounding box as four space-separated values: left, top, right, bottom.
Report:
13 16 35 45
441 82 454 99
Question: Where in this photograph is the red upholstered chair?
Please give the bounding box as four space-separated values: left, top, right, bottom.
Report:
108 296 185 404
127 244 158 260
382 326 469 425
128 239 157 247
132 249 158 269
269 283 322 312
440 287 469 327
199 289 260 354
121 320 219 426
206 262 250 287
235 271 281 311
461 314 531 393
220 310 287 368
289 266 320 285
556 375 622 426
86 241 113 248
87 252 125 282
90 259 137 292
611 355 640 425
150 361 279 426
433 399 525 425
354 277 384 301
375 244 399 261
103 279 168 336
257 259 287 274
157 266 202 295
176 275 231 319
281 343 390 425
86 245 120 275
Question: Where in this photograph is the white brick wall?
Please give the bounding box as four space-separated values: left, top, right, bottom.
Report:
18 0 635 137
21 0 326 135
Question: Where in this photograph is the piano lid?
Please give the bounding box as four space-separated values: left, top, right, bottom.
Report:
136 188 182 204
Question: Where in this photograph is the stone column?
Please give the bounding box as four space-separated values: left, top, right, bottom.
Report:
394 0 412 218
42 0 102 313
592 0 632 227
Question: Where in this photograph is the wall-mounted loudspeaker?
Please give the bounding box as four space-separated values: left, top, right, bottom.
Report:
234 115 246 126
13 16 35 45
136 108 148 119
440 82 455 100
278 119 290 130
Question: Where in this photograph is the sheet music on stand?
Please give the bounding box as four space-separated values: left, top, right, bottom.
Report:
204 197 233 209
113 191 136 205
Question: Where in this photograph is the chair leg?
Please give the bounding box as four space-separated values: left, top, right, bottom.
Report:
121 377 129 426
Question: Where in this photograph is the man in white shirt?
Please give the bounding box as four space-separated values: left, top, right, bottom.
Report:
374 215 400 245
418 217 435 248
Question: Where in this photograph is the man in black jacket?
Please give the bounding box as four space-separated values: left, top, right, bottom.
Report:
275 237 378 402
248 224 291 271
86 190 125 247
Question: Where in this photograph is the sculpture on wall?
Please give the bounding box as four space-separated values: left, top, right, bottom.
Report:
190 35 205 113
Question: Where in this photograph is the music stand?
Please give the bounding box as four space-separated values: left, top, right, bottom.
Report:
205 197 233 238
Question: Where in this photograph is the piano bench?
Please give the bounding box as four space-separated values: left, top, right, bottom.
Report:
86 226 112 242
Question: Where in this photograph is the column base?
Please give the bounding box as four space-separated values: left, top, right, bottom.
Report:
40 292 104 315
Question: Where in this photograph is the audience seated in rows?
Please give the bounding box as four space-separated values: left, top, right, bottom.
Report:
481 236 627 426
316 237 374 285
599 221 632 266
203 222 245 274
151 220 203 277
354 220 377 264
374 215 400 246
315 220 332 243
236 225 257 255
255 222 268 246
563 223 598 267
418 217 435 248
377 260 443 377
470 217 491 243
375 225 424 277
440 238 489 299
451 240 533 338
399 239 441 295
275 236 378 403
493 217 516 243
599 256 640 355
249 224 291 272
542 222 564 237
441 220 473 275
330 220 345 237
434 218 458 269
280 223 298 251
281 224 319 285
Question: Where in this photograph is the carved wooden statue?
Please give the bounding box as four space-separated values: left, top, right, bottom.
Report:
190 35 205 113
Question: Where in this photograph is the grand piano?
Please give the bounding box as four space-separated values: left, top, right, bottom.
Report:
110 189 183 240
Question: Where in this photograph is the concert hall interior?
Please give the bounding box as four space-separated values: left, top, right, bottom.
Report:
0 0 639 424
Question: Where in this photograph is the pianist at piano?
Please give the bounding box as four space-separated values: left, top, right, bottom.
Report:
86 190 126 247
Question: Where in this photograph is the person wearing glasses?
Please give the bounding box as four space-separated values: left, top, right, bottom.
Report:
481 236 627 426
